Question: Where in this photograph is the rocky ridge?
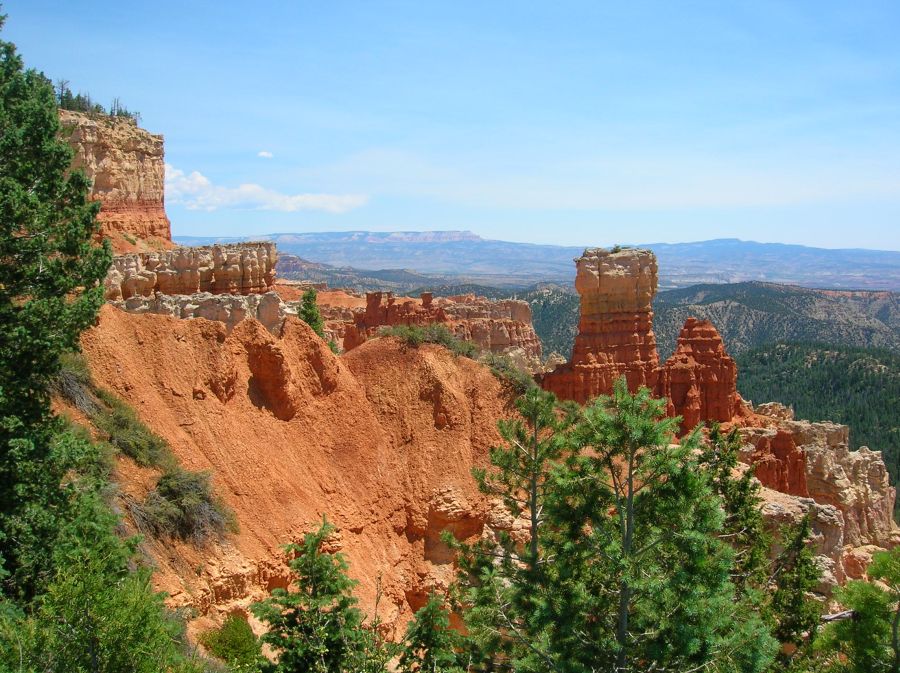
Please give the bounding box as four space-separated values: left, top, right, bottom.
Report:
104 242 277 300
59 110 172 251
338 291 542 364
742 403 898 585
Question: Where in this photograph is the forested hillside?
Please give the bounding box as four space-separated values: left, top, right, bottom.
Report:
654 282 899 359
511 282 900 363
736 344 900 485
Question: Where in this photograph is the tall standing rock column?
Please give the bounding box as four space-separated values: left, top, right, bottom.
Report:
542 247 660 403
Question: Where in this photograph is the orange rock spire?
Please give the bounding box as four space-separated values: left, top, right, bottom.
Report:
542 247 660 403
656 317 747 432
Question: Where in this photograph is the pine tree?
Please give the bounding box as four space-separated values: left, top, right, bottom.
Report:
869 547 900 672
252 518 373 673
769 515 822 666
701 425 771 594
820 546 900 672
0 14 112 601
300 288 326 338
454 387 572 671
399 593 462 673
543 378 777 672
822 580 893 673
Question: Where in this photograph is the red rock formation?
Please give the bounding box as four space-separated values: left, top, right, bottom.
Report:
542 247 660 403
657 318 748 432
79 305 514 635
59 110 172 252
343 292 449 350
337 291 541 363
741 425 809 496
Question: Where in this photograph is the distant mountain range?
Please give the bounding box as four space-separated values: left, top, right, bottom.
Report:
175 231 900 291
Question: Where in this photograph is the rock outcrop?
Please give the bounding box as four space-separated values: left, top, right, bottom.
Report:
59 110 171 251
741 403 898 585
337 291 541 364
542 248 660 402
657 318 748 432
440 295 542 360
104 243 277 300
343 292 448 351
112 292 285 335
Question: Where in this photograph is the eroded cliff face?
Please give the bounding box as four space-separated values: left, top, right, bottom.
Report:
335 291 542 365
80 305 514 637
542 248 660 402
104 243 277 300
112 291 285 335
739 403 898 582
59 110 171 251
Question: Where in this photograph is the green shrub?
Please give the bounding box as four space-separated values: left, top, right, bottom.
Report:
135 468 237 544
482 353 537 395
199 614 263 671
53 352 100 416
380 324 478 358
93 389 174 469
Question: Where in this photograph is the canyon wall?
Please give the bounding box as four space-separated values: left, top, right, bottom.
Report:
104 243 277 300
542 247 660 402
80 306 515 636
59 110 172 251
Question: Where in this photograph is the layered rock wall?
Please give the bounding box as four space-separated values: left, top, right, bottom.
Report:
339 292 542 362
740 403 898 584
59 110 171 250
112 292 285 335
104 243 277 300
542 248 659 402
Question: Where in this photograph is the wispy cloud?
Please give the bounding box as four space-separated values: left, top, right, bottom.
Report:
257 150 274 159
164 164 367 213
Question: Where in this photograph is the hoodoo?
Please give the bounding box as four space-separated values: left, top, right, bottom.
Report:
59 110 172 251
657 317 748 432
542 247 660 402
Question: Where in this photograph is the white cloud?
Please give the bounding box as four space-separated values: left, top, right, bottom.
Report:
257 150 274 159
164 164 368 213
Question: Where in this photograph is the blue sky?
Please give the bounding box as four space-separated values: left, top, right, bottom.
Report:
6 1 900 249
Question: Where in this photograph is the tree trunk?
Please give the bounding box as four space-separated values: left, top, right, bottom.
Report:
616 450 637 672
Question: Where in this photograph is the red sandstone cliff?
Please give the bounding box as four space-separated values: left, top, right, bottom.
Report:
79 305 514 637
60 110 172 252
